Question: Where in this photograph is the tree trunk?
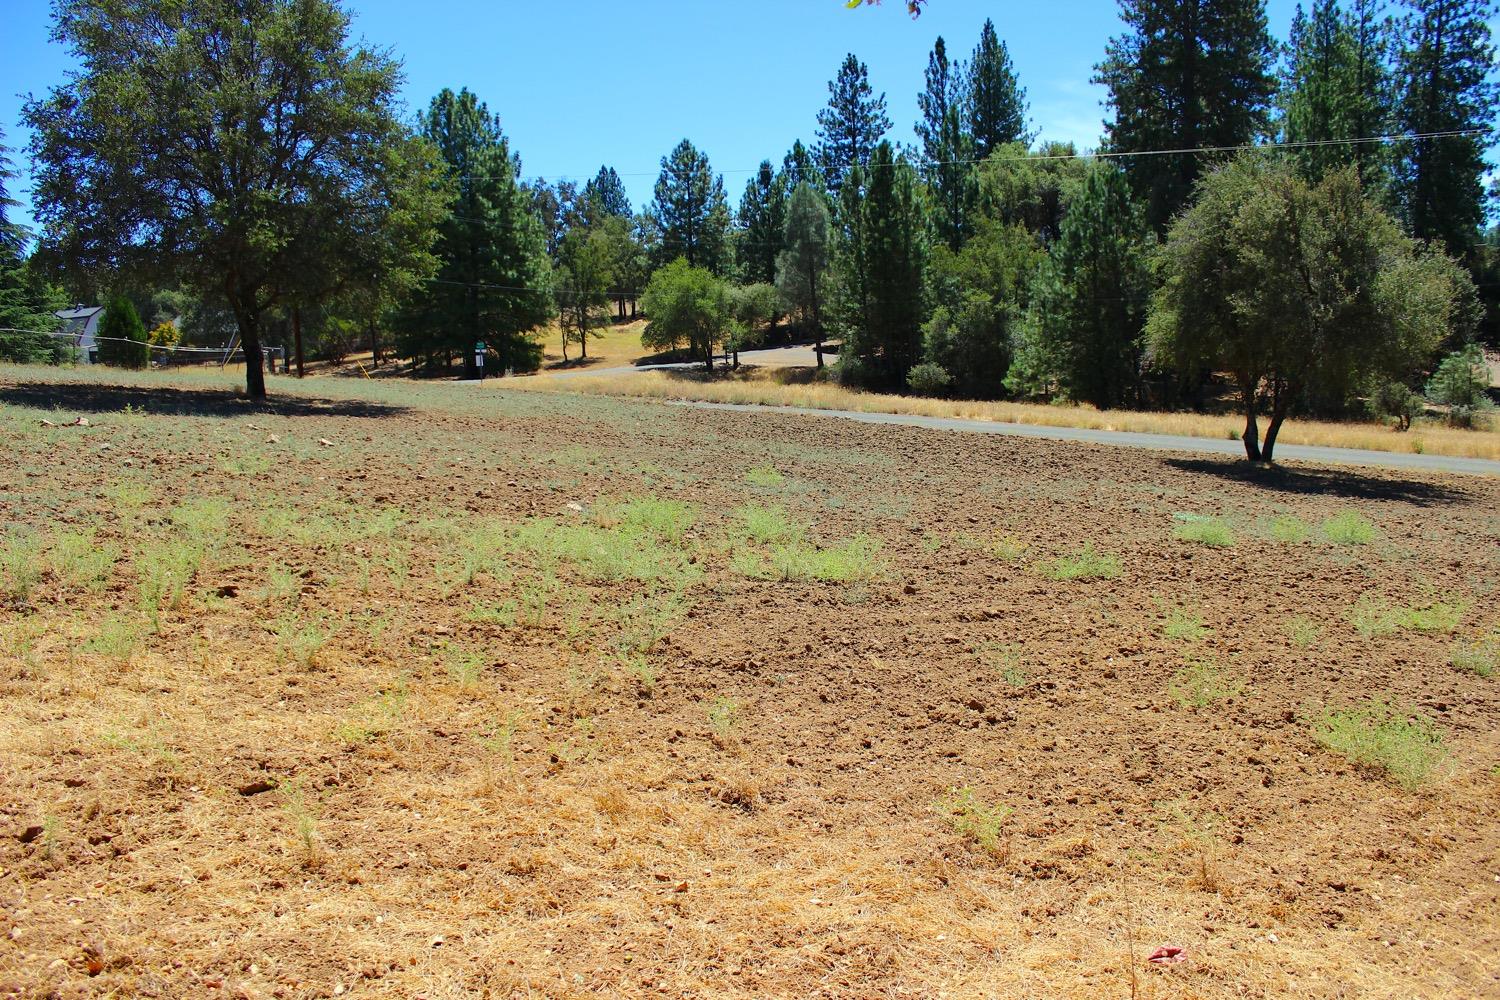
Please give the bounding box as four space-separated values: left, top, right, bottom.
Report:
368 319 380 368
292 307 305 378
810 274 824 369
1241 403 1262 462
581 323 588 359
242 316 267 400
1261 412 1286 464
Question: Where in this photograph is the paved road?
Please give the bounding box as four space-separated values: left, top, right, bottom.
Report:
658 399 1500 478
541 344 824 379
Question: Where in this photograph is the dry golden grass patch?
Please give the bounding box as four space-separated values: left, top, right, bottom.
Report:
513 366 1500 462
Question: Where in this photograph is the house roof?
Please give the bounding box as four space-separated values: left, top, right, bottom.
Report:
55 307 104 321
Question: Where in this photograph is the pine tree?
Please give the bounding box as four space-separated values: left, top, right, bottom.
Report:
781 140 826 193
582 166 632 227
1280 0 1395 189
839 142 927 388
815 54 892 196
916 36 976 250
776 182 832 365
397 87 552 375
1393 0 1498 253
649 139 732 274
967 19 1030 157
0 132 62 363
1026 162 1153 408
736 161 787 285
96 294 149 369
1095 0 1278 232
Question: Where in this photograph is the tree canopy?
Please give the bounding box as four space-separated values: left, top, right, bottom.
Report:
24 0 448 398
1148 155 1475 461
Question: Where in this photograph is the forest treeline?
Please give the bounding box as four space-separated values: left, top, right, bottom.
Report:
1 0 1496 456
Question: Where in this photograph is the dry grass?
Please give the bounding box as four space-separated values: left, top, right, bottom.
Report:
512 367 1500 462
539 317 651 369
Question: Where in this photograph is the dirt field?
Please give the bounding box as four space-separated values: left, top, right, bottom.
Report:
2 366 1498 999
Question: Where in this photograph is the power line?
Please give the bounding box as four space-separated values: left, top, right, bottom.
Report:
451 128 1494 183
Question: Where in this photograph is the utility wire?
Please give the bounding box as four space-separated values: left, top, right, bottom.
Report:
453 128 1493 183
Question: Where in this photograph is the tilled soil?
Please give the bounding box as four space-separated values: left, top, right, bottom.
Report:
1 373 1498 999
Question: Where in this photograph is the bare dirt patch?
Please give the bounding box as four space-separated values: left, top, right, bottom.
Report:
2 370 1497 999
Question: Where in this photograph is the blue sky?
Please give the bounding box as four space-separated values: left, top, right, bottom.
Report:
1 0 1313 233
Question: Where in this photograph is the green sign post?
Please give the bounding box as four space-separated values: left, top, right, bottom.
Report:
474 340 486 380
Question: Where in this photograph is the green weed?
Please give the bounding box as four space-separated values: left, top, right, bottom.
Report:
1322 511 1376 545
1286 615 1320 649
1450 637 1497 678
744 466 786 488
273 612 330 667
259 563 301 605
604 497 699 542
736 503 804 544
1173 515 1236 547
1 530 46 601
49 531 117 592
1168 656 1245 708
447 646 485 688
1162 607 1210 642
1044 543 1123 581
1268 515 1311 543
84 617 141 662
1350 593 1466 638
935 787 1011 856
1311 700 1446 789
734 535 882 583
707 696 741 746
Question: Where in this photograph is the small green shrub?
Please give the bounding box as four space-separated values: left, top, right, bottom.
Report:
1311 700 1446 789
603 497 699 542
1286 615 1319 649
736 503 803 544
744 466 786 488
735 535 882 583
50 531 117 592
1044 543 1122 581
1350 594 1466 638
1322 511 1376 545
906 361 953 396
1173 515 1235 547
1268 515 1311 543
1450 638 1497 678
707 697 741 745
1 530 46 600
935 787 1011 855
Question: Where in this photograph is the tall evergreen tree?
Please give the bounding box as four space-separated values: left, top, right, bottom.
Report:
839 142 928 388
1095 0 1278 232
0 131 63 363
649 139 732 274
1393 0 1498 253
782 140 826 193
582 166 632 226
1024 162 1153 408
815 54 892 196
1280 0 1395 190
398 88 552 375
736 161 787 285
776 182 832 366
967 19 1030 156
916 36 976 249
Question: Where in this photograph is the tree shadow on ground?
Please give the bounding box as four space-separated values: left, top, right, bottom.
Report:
0 381 408 419
1165 457 1472 507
